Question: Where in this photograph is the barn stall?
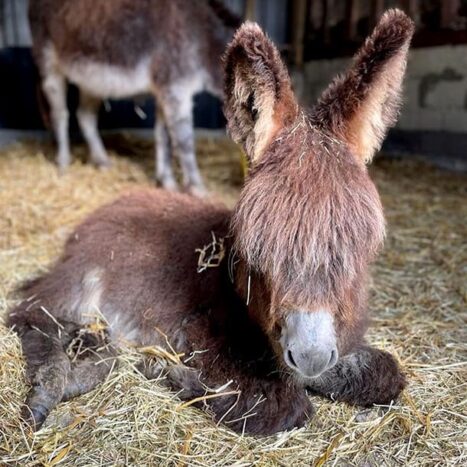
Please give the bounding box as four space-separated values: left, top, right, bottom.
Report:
0 1 466 466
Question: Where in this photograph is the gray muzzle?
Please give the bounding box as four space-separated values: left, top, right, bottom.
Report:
280 309 338 378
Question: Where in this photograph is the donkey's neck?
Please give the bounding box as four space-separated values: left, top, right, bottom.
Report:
181 246 279 379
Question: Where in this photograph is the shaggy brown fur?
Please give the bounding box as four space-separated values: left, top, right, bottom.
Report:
8 11 412 435
29 0 240 195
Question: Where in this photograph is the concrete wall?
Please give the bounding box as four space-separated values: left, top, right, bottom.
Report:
302 45 467 135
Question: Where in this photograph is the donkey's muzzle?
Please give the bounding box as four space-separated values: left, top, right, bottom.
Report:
280 309 338 378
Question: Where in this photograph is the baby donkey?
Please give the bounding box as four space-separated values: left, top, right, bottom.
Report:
8 10 413 435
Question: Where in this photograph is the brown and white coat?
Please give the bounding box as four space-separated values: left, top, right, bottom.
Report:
29 0 240 195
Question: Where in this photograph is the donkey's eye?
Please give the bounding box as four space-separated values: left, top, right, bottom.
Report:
246 93 258 122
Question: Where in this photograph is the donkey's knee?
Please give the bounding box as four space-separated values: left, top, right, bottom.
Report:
154 109 177 190
308 346 406 407
209 379 314 435
358 348 406 406
63 355 116 401
77 93 110 168
138 359 205 400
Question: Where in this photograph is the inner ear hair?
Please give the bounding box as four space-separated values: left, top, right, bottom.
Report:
246 93 258 122
223 21 297 163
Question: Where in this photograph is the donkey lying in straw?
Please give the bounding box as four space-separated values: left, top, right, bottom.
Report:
29 0 239 196
9 11 413 435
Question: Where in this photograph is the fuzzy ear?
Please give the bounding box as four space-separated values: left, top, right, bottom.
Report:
223 22 298 163
311 9 415 163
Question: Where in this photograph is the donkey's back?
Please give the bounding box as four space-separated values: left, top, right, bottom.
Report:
10 190 230 346
30 0 223 87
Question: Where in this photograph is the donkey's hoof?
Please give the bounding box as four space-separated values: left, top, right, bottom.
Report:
92 155 112 169
57 164 70 176
96 160 112 170
21 403 49 431
186 184 208 198
56 153 71 175
162 181 179 192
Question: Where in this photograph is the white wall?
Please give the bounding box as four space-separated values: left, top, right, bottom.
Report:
302 45 467 134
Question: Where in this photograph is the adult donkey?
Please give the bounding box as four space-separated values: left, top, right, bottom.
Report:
9 11 413 434
29 0 240 195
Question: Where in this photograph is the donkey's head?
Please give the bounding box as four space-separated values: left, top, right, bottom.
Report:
224 11 414 380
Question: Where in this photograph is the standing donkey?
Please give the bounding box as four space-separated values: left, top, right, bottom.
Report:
29 0 240 196
9 11 414 435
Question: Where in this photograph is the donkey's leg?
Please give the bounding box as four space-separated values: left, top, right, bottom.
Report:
307 345 406 407
41 68 71 171
77 92 111 168
156 86 206 196
154 107 177 190
63 330 117 400
208 375 314 435
140 359 313 435
8 311 77 429
9 307 117 429
138 359 205 400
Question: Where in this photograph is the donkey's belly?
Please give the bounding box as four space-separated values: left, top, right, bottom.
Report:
61 57 153 98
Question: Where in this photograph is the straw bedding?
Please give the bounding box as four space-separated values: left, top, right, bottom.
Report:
0 135 465 466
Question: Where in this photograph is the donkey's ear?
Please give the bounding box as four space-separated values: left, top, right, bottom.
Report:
223 22 298 163
311 9 414 163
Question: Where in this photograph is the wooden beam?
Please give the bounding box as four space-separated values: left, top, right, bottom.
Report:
401 0 420 26
0 0 5 48
309 0 322 31
441 0 460 29
322 0 331 45
244 0 256 21
400 0 417 17
370 0 384 28
291 0 307 67
345 0 360 41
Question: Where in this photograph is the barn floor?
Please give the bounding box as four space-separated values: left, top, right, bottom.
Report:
0 135 465 466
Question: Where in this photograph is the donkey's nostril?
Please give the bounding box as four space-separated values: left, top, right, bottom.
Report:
287 350 297 368
328 349 338 367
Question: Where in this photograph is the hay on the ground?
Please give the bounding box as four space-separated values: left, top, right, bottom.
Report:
0 136 465 466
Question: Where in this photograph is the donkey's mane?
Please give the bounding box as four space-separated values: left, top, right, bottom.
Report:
231 114 385 306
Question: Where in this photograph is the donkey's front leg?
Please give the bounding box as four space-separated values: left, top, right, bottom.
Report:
140 358 313 435
307 346 406 407
209 375 314 435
